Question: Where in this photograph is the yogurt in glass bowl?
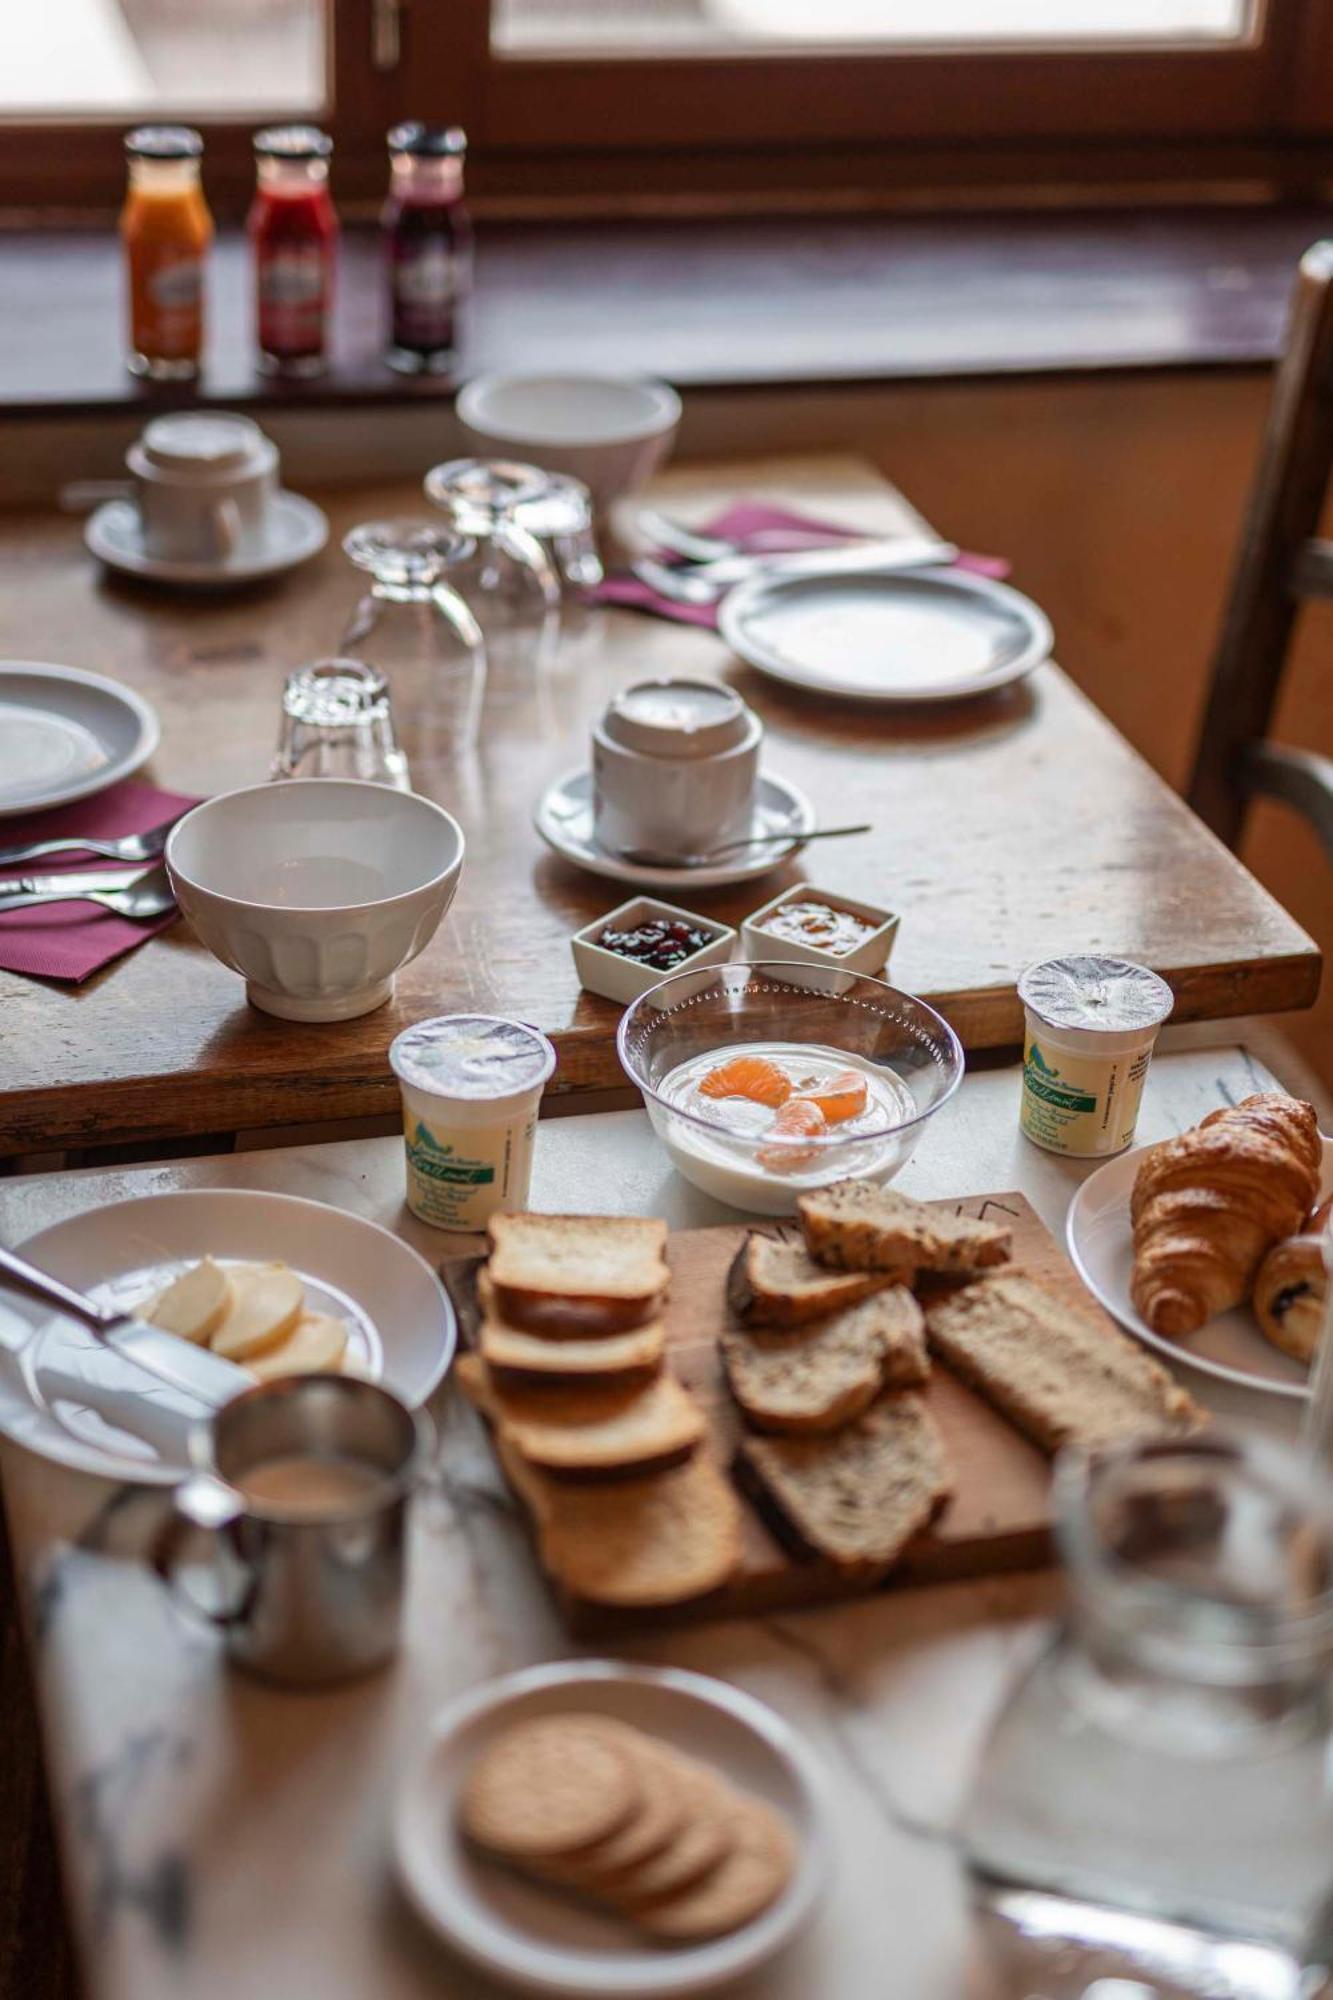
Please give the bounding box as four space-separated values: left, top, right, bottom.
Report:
617 961 964 1214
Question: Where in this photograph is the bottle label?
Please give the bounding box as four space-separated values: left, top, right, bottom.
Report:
258 246 328 356
392 244 461 351
139 252 203 357
1020 1033 1155 1157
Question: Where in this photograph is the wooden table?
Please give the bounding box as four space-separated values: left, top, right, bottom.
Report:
0 455 1318 1158
0 1042 1302 2000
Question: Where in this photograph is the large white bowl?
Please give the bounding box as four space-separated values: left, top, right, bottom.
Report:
166 780 464 1022
456 372 681 511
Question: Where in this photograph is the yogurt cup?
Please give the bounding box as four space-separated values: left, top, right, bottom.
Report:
1017 955 1174 1159
388 1014 557 1230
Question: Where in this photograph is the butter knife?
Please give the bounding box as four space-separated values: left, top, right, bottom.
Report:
0 1245 251 1410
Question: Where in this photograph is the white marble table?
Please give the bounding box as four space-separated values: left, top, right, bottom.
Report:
0 1044 1300 2000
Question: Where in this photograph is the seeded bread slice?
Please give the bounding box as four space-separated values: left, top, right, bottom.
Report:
924 1268 1204 1454
458 1353 705 1476
503 1444 743 1608
799 1181 1012 1275
487 1214 670 1333
721 1287 928 1434
736 1395 951 1572
726 1232 904 1327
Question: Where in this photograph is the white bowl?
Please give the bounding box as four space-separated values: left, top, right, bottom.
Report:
456 373 681 511
166 780 464 1022
572 896 736 1004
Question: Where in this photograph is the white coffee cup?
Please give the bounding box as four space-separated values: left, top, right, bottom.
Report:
592 678 762 858
127 412 279 565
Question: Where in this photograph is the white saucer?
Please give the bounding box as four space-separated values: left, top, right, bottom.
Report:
85 491 329 588
0 660 160 817
1065 1135 1332 1402
535 767 816 888
0 1188 456 1483
393 1659 828 1999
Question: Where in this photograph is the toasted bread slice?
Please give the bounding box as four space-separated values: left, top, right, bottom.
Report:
486 1214 669 1333
924 1268 1204 1454
503 1444 742 1608
458 1353 705 1476
799 1181 1011 1276
726 1232 904 1328
721 1286 928 1434
736 1395 951 1572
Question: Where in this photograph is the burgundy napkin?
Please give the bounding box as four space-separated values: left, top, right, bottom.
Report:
0 780 198 984
590 500 1011 629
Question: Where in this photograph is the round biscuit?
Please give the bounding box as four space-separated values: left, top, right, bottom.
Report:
541 1737 687 1886
460 1715 640 1860
599 1757 734 1907
630 1796 796 1941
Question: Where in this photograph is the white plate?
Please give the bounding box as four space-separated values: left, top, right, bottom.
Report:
85 491 328 588
393 1659 828 1999
719 565 1053 704
0 660 160 817
0 1189 456 1483
1066 1135 1333 1401
535 767 816 889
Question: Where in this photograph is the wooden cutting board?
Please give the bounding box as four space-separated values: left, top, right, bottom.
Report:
447 1191 1111 1633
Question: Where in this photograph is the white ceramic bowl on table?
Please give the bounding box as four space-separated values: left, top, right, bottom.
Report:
456 373 682 512
166 779 464 1022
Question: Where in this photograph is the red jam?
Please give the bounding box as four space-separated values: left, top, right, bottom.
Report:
597 916 716 971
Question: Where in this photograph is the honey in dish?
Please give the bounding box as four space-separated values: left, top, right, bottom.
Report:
237 1454 389 1518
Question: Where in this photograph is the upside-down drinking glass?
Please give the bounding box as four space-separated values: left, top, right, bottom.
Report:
514 471 603 589
271 657 410 789
339 519 486 761
422 457 561 675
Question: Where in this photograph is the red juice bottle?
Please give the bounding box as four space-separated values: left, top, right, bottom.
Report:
249 125 338 377
382 123 471 376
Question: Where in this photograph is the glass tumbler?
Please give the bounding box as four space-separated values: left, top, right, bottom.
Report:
515 471 603 589
271 657 410 789
340 519 486 761
962 1432 1333 1999
423 457 561 673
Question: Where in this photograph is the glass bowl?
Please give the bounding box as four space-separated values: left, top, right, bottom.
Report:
616 960 964 1214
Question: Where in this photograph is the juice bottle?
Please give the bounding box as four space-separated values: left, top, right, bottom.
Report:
249 125 338 378
382 123 472 375
121 126 212 380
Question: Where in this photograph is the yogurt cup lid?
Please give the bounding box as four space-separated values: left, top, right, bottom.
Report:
1017 955 1174 1034
389 1014 557 1100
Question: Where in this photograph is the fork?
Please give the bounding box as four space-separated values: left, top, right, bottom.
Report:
0 861 176 920
0 815 184 869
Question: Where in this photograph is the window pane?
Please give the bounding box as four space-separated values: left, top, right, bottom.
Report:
494 0 1253 55
1 0 326 116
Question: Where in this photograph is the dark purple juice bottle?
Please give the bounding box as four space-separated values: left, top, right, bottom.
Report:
382 122 472 376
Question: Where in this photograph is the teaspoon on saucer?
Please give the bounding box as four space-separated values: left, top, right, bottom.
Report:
618 822 870 870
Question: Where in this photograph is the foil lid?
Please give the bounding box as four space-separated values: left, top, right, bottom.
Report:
389 1014 556 1099
1017 955 1174 1034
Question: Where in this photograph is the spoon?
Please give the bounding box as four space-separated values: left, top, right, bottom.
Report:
619 823 871 870
0 860 177 920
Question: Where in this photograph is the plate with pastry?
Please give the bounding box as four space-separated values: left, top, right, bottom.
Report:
1066 1092 1331 1399
393 1658 828 1998
0 1189 455 1482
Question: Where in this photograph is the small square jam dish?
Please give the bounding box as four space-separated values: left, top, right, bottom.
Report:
741 885 899 975
571 896 736 1004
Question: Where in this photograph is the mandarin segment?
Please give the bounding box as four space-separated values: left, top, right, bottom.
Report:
794 1067 868 1124
756 1097 827 1171
698 1055 793 1108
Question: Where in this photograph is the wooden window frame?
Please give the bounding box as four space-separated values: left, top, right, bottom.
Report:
0 0 1331 218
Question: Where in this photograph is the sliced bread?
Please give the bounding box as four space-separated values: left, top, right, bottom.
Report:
726 1232 903 1327
720 1286 928 1434
737 1395 951 1571
478 1317 666 1382
458 1353 705 1476
503 1444 742 1608
924 1268 1204 1454
486 1213 670 1332
799 1180 1012 1276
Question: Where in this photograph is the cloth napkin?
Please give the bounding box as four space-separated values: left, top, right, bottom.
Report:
0 780 198 984
589 500 1011 629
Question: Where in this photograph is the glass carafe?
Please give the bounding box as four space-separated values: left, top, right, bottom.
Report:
962 1433 1333 2000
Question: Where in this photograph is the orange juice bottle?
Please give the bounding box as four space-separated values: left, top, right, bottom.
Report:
121 126 213 380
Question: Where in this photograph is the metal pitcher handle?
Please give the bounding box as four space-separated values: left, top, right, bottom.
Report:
150 1473 253 1629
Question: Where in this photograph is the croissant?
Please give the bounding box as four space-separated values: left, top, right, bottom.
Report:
1129 1093 1321 1336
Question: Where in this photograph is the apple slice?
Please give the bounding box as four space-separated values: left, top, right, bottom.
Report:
147 1257 232 1345
210 1265 305 1361
248 1310 349 1381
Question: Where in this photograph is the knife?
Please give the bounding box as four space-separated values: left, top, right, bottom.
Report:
678 533 957 586
0 865 151 896
0 1245 252 1411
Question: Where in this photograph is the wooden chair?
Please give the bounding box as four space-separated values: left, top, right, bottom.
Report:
1188 239 1333 860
